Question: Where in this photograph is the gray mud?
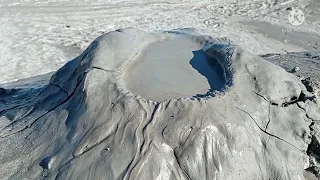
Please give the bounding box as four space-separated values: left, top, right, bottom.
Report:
242 21 320 51
124 37 229 101
0 29 319 180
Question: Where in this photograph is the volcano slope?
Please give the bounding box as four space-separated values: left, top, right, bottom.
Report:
0 29 319 180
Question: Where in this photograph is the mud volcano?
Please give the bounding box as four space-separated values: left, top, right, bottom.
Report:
124 37 230 101
0 29 319 180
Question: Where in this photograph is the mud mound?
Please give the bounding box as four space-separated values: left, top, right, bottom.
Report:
0 29 319 180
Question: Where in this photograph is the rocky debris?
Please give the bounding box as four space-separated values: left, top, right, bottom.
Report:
262 52 320 104
302 77 316 93
292 66 301 73
0 87 7 96
307 121 320 179
0 87 19 98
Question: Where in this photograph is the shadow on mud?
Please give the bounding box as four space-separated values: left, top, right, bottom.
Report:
189 46 233 98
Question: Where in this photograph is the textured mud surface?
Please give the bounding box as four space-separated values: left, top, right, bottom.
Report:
0 29 319 180
262 52 320 180
262 52 320 102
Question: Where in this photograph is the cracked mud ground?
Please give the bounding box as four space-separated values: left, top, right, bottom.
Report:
0 29 320 180
262 51 320 179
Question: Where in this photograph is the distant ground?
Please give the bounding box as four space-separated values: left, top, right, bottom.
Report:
0 0 320 84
